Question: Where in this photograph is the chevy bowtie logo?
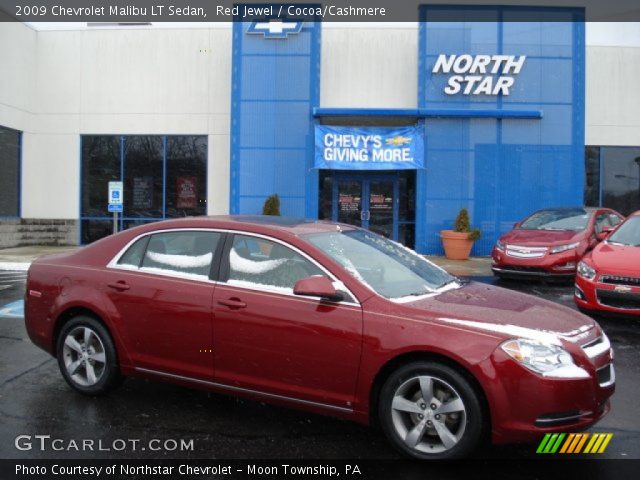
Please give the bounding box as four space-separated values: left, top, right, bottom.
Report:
247 19 304 39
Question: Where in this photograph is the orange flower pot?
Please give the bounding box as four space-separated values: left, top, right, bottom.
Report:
440 230 475 260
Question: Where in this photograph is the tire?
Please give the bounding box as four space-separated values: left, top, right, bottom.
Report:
56 315 123 396
378 361 485 460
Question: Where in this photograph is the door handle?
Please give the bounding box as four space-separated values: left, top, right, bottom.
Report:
107 281 130 291
218 298 247 309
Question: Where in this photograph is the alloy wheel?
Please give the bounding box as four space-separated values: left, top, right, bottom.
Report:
390 375 467 454
62 326 107 387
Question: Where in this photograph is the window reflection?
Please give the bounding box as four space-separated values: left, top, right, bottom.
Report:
601 147 640 216
166 136 207 218
80 135 208 244
0 126 21 217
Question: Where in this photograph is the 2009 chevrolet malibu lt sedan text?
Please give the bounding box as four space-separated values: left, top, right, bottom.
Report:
24 216 615 459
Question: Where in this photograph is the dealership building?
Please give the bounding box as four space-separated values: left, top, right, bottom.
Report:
0 7 639 255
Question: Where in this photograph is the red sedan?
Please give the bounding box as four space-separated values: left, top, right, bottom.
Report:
492 207 624 281
575 210 640 316
25 216 614 459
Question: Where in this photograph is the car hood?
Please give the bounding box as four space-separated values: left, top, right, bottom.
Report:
589 242 640 275
502 229 581 246
402 282 595 344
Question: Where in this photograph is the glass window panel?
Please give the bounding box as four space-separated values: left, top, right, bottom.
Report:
166 136 207 218
228 235 324 290
117 236 149 268
123 136 163 218
601 147 640 216
81 220 113 244
0 126 21 217
141 231 221 278
584 146 600 207
81 136 121 217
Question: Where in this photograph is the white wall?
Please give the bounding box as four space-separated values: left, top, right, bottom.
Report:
0 22 36 133
321 26 418 108
585 46 640 146
1 24 232 220
1 22 640 222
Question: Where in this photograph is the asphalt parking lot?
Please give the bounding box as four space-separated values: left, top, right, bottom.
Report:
1 269 639 460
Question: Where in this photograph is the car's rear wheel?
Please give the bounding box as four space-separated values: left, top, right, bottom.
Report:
378 361 484 460
56 316 122 395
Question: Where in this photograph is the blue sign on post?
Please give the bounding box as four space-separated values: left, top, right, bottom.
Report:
108 204 123 213
314 125 424 170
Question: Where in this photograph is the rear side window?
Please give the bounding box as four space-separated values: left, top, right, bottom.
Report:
117 237 149 268
140 231 221 279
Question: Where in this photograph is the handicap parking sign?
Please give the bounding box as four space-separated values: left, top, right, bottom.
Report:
108 181 123 206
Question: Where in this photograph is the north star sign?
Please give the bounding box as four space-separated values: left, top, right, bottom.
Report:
432 54 527 95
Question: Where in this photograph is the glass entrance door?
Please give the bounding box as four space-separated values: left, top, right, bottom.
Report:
331 175 398 241
319 171 416 248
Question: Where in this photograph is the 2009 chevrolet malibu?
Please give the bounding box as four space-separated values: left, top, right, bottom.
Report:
25 216 614 459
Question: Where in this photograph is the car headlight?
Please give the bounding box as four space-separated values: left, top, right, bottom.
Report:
500 338 588 378
550 242 579 254
495 239 505 251
577 260 596 280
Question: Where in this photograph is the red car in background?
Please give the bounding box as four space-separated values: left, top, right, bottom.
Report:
492 207 624 281
575 210 640 316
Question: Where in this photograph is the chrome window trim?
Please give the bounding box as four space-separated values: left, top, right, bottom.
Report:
106 227 360 306
135 367 353 413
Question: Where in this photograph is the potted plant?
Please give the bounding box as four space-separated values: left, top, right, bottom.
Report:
440 208 481 260
262 194 281 216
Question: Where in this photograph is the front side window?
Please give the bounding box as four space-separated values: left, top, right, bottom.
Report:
0 125 21 217
608 216 640 247
140 231 221 279
519 209 590 231
227 235 325 291
304 229 455 299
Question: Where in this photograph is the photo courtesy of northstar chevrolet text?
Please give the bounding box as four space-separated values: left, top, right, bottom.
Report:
0 0 639 478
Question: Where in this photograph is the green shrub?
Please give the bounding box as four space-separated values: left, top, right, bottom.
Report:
453 208 481 241
262 194 281 216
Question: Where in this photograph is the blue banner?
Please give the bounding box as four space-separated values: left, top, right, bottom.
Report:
314 125 424 170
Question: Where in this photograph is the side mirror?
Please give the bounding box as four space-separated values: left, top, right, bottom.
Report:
596 225 615 241
513 222 520 229
293 276 343 302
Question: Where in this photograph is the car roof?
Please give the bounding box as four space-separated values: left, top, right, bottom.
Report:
145 215 356 236
534 207 597 213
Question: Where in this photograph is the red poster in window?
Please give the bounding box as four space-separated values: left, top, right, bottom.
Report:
177 176 198 209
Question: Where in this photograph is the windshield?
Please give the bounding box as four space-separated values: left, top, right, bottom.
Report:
303 229 456 299
608 216 640 246
519 209 590 231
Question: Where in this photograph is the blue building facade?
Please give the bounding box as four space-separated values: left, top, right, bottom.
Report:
231 6 585 255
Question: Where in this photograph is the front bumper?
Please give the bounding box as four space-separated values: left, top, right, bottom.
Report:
491 247 579 280
575 275 640 316
479 343 615 444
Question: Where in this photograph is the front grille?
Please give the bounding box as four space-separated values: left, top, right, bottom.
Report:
506 245 548 259
500 266 548 273
597 289 640 310
600 275 640 287
535 410 584 427
581 334 610 359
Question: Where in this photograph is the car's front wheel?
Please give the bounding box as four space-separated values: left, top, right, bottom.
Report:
56 316 122 395
378 361 485 460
